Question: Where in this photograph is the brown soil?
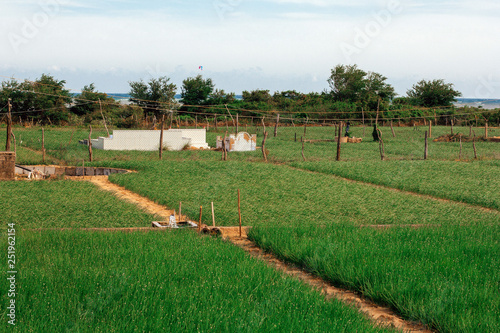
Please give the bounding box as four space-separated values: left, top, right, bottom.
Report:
84 176 432 332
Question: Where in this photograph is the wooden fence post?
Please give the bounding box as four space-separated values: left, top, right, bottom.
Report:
88 125 93 162
6 98 12 151
159 115 164 160
451 119 454 135
198 206 203 232
238 189 242 237
236 114 239 134
390 120 395 137
378 129 385 161
274 114 280 137
424 130 428 160
301 137 306 162
469 124 472 137
336 121 343 161
262 131 268 162
179 202 182 221
429 120 432 138
473 131 478 159
211 202 215 227
459 134 463 160
42 127 46 163
485 121 488 139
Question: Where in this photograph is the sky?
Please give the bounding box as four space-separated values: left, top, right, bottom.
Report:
1 0 499 98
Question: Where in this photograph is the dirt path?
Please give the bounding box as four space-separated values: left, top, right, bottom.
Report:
86 176 433 333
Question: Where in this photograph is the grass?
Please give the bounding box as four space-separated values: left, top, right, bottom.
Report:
0 230 390 332
0 180 155 229
1 124 499 332
102 160 499 333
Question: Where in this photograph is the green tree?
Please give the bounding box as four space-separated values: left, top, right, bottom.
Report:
0 74 72 124
180 75 215 113
71 83 117 117
242 89 272 103
407 79 462 107
327 64 395 109
208 89 235 105
129 76 177 118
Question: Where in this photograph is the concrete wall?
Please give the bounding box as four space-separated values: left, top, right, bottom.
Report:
91 129 208 151
0 152 15 180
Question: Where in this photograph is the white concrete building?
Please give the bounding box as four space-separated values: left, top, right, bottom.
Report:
91 129 209 151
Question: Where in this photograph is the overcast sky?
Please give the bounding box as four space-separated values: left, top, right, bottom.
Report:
1 0 499 98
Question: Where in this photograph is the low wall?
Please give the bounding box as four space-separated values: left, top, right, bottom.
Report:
0 152 15 180
91 129 208 151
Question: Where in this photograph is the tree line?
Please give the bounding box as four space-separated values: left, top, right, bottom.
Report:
1 65 497 127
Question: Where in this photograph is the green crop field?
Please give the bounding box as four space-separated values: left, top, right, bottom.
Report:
1 124 499 332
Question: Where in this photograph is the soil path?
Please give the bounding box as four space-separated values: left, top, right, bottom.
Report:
86 176 433 333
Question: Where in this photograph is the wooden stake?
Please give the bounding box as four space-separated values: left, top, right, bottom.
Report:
42 127 46 163
451 119 454 135
238 189 242 237
485 121 488 139
236 114 239 134
6 98 12 151
261 117 266 133
336 121 342 161
274 113 280 137
459 134 463 160
390 120 395 137
429 120 432 138
205 116 210 131
198 206 203 232
424 130 428 160
301 137 306 162
473 131 477 159
224 104 235 129
294 133 297 142
469 125 472 137
159 115 164 160
88 125 93 162
262 131 268 162
211 202 215 227
378 129 385 161
98 99 110 137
